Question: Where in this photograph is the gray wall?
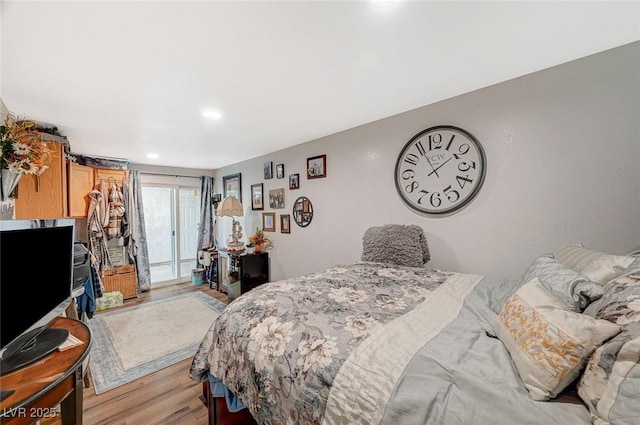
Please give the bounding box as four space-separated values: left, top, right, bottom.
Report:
215 42 639 282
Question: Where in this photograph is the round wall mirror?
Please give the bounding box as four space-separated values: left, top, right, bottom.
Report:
292 196 313 227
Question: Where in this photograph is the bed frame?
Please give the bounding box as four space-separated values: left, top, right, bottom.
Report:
202 381 258 425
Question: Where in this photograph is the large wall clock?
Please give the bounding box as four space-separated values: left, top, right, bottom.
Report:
394 125 486 215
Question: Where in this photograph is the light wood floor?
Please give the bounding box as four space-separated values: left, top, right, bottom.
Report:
80 281 228 425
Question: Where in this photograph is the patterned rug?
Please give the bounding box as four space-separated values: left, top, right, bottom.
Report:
88 291 226 394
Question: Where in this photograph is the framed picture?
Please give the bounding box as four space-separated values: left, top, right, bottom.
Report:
251 183 264 211
293 196 313 227
289 173 300 190
280 214 291 234
276 163 285 179
307 154 327 179
269 188 285 209
223 173 242 200
262 212 276 232
264 161 273 179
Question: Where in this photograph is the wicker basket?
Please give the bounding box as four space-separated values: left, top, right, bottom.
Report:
101 265 138 299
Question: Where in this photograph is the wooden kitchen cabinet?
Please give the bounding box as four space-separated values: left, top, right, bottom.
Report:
14 136 129 219
67 162 95 217
14 142 68 219
94 168 129 188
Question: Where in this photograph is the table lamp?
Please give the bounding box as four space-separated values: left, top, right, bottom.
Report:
217 196 244 250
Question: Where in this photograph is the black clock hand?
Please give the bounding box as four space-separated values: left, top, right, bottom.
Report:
428 157 452 177
425 156 440 178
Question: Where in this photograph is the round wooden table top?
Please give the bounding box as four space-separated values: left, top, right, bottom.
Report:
0 316 92 413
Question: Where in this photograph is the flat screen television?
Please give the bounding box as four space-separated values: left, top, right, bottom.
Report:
0 219 75 375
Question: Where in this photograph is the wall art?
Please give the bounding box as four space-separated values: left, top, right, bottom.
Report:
280 214 291 234
269 188 285 209
223 173 242 201
262 212 276 232
293 196 313 227
276 163 285 179
264 161 273 179
289 173 299 190
251 183 264 210
307 154 326 179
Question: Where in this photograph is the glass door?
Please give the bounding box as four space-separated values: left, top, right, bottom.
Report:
142 184 200 285
178 188 199 279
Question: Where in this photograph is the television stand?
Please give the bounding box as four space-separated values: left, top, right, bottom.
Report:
0 326 69 375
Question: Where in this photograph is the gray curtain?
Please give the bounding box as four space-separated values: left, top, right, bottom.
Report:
128 170 151 292
197 176 215 257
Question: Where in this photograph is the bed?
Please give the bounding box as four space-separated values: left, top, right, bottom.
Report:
189 226 640 425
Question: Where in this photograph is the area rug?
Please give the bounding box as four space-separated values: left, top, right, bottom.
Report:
88 291 226 394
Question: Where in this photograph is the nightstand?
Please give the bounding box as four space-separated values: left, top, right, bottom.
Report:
218 251 270 301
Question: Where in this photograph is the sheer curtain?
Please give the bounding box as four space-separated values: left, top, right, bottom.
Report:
197 176 215 254
128 170 151 292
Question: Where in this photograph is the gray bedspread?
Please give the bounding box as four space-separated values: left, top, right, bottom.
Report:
189 261 593 425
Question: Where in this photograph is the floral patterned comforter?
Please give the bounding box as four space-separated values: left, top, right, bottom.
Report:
188 261 453 425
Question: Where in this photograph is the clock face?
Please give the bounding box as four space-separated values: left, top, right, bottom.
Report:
395 125 486 215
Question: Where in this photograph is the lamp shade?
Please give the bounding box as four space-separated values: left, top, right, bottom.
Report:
217 196 243 217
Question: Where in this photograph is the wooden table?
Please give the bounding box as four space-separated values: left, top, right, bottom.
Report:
0 317 92 425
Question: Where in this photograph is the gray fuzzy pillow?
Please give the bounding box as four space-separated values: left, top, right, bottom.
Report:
361 224 430 268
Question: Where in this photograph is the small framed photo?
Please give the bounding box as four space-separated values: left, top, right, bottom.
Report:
223 173 242 200
307 154 327 179
280 214 291 234
264 161 273 179
289 173 299 190
251 183 264 211
262 212 276 232
269 188 285 209
276 163 285 179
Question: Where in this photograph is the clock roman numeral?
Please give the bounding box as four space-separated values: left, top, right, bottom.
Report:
445 134 456 151
404 153 419 166
456 175 473 189
428 134 442 150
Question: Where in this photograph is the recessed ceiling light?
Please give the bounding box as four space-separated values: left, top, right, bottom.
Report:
372 0 400 11
147 153 159 159
202 109 222 121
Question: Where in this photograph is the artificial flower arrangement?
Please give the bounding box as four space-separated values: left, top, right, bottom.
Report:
247 227 273 253
1 113 52 174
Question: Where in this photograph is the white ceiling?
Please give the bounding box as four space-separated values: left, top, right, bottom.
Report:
2 1 639 170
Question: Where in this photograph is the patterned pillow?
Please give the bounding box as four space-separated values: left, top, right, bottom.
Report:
494 278 621 401
555 244 635 285
578 269 640 424
584 270 640 323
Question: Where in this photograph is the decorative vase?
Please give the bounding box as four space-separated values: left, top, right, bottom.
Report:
1 168 23 201
254 245 262 254
246 246 254 254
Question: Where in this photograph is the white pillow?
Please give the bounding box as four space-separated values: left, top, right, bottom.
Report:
554 244 634 284
494 277 621 401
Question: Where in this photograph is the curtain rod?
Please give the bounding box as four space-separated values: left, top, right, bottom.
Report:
140 172 204 178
